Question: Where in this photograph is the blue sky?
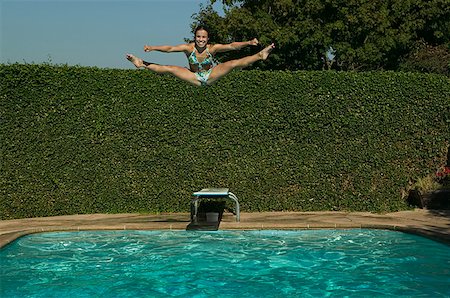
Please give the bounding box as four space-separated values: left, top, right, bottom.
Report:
0 0 223 69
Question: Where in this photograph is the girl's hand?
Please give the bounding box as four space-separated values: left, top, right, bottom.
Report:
144 45 153 52
249 38 259 46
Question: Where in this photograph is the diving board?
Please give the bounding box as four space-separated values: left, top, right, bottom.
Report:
191 188 240 222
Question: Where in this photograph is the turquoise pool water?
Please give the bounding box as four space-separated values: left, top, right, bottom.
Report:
1 229 449 297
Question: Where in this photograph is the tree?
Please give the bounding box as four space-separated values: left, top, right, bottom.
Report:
190 0 450 72
399 41 450 75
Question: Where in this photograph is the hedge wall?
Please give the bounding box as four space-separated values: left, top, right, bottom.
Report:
1 64 449 219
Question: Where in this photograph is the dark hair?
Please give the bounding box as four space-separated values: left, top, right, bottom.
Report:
194 24 210 36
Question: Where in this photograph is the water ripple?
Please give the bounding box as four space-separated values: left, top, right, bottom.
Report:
1 229 449 297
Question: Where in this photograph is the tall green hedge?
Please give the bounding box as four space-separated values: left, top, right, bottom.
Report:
1 64 449 219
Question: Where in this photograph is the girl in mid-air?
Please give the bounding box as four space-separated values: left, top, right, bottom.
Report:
126 25 275 87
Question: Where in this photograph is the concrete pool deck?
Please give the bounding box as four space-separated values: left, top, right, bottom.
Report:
1 209 449 248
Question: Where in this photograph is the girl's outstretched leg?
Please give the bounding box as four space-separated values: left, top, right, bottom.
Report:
126 54 201 86
207 43 275 85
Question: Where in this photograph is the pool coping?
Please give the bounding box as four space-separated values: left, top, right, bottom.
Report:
1 209 449 248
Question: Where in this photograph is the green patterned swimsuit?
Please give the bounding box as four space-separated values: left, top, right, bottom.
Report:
188 47 215 86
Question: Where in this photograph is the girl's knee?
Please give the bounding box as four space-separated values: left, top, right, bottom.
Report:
165 65 186 75
223 60 238 69
165 65 177 72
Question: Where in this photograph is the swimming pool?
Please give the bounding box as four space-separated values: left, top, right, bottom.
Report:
1 229 449 297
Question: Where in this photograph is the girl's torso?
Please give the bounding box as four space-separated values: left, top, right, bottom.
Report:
187 44 215 72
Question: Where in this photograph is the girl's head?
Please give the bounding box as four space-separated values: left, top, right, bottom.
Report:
194 25 209 48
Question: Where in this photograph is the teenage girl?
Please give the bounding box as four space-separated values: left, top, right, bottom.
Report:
126 25 275 86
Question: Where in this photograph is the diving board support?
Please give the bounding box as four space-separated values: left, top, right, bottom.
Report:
191 188 240 222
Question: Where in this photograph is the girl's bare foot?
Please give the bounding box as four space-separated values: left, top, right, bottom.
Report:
126 54 144 68
259 43 275 60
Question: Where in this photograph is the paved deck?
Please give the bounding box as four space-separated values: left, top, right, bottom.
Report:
1 209 449 248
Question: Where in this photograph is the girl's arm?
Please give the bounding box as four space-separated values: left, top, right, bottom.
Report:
144 43 191 53
210 38 259 54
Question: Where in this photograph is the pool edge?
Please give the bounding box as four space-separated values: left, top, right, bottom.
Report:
1 210 449 248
